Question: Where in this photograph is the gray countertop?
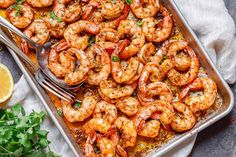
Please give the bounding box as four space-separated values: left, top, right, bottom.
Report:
0 0 236 157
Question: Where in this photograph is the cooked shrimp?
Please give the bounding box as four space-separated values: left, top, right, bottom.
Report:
131 0 160 19
101 0 125 20
0 0 15 8
85 135 116 157
114 117 137 148
116 97 139 116
6 5 34 29
137 42 155 64
170 102 196 132
61 95 98 122
83 118 112 137
179 77 217 112
99 79 137 99
64 20 100 50
95 28 120 50
81 0 100 20
87 45 111 85
133 100 175 127
99 4 130 29
26 0 54 8
111 55 140 84
167 41 199 86
64 48 90 85
48 46 76 78
43 13 66 38
98 88 119 104
21 20 50 54
93 101 117 124
53 0 82 23
117 20 145 59
124 61 144 84
142 5 173 43
138 120 161 138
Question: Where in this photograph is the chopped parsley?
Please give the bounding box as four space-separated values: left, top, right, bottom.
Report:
88 35 95 47
112 56 120 62
73 102 81 110
12 4 21 17
126 0 132 5
136 21 143 27
57 108 63 117
49 11 62 23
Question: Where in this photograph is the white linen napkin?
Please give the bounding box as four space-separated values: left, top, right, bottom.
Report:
5 0 236 156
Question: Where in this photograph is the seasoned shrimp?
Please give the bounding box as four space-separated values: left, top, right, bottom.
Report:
6 5 34 29
83 118 112 137
61 95 98 122
0 0 15 8
179 77 217 112
167 41 199 86
133 100 175 128
99 4 130 30
117 20 145 59
48 46 76 78
95 28 120 50
99 79 137 99
64 20 100 50
85 135 116 157
171 102 196 132
131 0 160 19
53 0 82 23
116 97 139 116
26 0 54 8
138 120 161 138
142 5 173 43
98 88 119 104
111 55 140 84
64 48 90 85
101 0 125 20
114 117 137 148
93 101 117 124
43 13 66 38
21 20 50 54
87 45 111 85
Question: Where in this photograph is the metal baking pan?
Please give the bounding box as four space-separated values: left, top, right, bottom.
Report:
1 0 234 156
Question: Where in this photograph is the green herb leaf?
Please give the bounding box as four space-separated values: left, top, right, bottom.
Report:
112 56 120 62
136 21 143 27
49 11 62 23
57 108 63 117
88 36 95 47
16 0 24 4
126 0 132 5
12 4 21 17
73 102 81 110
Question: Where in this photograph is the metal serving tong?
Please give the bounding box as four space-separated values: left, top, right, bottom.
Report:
0 16 82 90
0 29 81 103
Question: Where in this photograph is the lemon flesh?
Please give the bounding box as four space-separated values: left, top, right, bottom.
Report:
0 64 14 103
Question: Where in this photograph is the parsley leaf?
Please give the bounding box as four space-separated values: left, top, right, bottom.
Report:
112 56 120 62
49 11 62 23
126 0 132 5
0 104 59 157
73 102 81 110
136 21 143 27
12 4 21 17
88 35 95 47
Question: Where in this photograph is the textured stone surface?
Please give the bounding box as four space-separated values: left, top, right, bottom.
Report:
0 1 235 156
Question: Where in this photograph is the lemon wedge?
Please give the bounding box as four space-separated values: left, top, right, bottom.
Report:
0 63 14 103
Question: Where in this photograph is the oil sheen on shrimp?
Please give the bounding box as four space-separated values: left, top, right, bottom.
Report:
61 95 98 122
179 77 217 112
21 20 50 54
171 102 196 132
6 4 34 29
131 0 160 19
142 5 173 43
116 97 140 116
64 20 100 50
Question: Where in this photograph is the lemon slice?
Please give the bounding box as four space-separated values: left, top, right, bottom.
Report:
0 64 14 103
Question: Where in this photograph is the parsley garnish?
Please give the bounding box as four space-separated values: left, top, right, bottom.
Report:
57 108 63 117
112 56 120 62
88 35 95 47
49 11 62 23
136 21 143 27
126 0 132 5
73 102 81 110
12 4 21 17
0 104 59 157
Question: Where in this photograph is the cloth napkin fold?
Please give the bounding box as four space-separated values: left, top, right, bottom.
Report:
5 0 236 156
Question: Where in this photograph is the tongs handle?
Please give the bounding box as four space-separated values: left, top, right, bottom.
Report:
0 29 39 72
0 16 38 48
